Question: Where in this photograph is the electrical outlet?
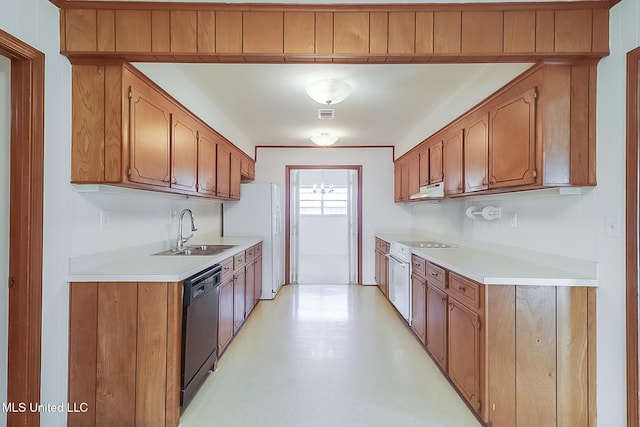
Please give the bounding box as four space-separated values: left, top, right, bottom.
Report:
99 210 111 228
509 212 518 228
606 215 621 238
170 209 179 221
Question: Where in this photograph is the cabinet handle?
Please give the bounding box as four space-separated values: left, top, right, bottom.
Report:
441 297 446 303
431 272 438 277
482 178 488 185
458 285 466 292
449 302 454 311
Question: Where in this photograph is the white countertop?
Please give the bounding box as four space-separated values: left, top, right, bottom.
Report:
376 232 598 287
67 235 262 283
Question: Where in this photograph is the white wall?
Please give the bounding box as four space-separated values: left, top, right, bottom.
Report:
256 148 412 284
0 54 10 427
0 2 223 425
409 0 637 422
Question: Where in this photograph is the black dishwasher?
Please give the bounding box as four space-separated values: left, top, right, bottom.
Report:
181 264 221 408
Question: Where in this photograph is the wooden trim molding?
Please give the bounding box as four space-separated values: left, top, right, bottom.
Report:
285 165 363 285
627 45 640 427
255 145 395 162
53 2 610 64
0 29 45 427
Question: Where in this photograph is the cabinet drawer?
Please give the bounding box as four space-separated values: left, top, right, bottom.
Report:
254 243 262 258
411 254 426 278
448 273 481 310
246 246 255 262
234 251 246 270
426 262 446 290
383 241 390 253
221 257 234 281
375 238 382 251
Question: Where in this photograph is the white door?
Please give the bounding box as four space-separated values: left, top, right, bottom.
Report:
290 169 358 284
0 54 11 421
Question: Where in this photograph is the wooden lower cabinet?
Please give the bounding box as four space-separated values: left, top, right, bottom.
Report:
218 276 234 355
426 283 447 371
68 282 182 427
411 273 426 344
374 238 389 297
245 257 256 317
233 269 246 334
403 255 597 426
254 254 263 304
448 296 483 414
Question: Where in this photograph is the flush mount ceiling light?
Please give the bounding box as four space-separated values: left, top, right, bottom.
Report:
305 79 352 105
310 132 339 146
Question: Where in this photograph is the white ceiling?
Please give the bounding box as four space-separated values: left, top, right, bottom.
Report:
160 62 533 149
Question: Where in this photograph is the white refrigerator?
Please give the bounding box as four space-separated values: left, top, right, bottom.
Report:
223 183 284 299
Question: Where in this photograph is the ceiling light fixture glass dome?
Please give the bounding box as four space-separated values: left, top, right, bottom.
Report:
310 132 339 146
305 79 352 105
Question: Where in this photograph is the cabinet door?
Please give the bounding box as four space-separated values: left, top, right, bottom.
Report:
230 152 241 200
245 260 255 317
218 278 234 354
443 129 463 196
128 82 171 187
254 256 263 304
426 284 447 370
233 269 246 334
197 130 217 196
394 164 402 202
464 112 489 193
217 140 231 198
489 87 537 189
448 298 482 413
408 154 420 197
429 141 444 184
400 160 410 201
419 149 429 186
171 110 198 193
411 274 426 344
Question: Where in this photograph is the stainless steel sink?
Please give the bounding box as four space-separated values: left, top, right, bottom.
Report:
153 244 237 256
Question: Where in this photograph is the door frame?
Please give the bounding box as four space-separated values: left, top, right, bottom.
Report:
285 165 363 285
0 29 45 427
627 45 640 427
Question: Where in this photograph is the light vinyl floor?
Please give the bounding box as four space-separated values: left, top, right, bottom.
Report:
180 284 482 427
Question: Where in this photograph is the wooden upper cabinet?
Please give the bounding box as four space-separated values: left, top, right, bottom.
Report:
394 163 402 202
464 112 489 193
489 87 537 189
408 154 420 198
419 148 429 187
230 152 241 200
443 129 463 196
217 140 231 198
71 63 250 201
429 141 444 184
171 109 198 193
127 74 172 188
197 129 217 196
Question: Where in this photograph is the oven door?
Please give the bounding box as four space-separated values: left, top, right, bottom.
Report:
387 254 411 322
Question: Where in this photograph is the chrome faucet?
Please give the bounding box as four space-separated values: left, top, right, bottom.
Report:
177 209 198 251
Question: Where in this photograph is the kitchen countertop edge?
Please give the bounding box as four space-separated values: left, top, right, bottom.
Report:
67 236 263 283
376 232 598 287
